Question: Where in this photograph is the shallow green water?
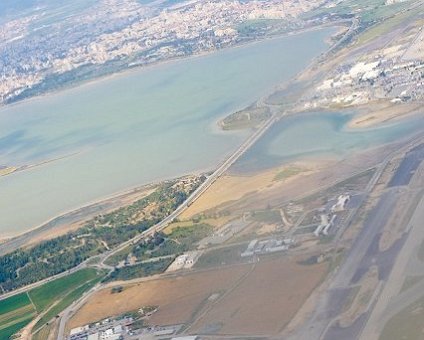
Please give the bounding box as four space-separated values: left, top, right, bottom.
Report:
232 111 424 173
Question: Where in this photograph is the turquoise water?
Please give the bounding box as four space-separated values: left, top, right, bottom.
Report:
232 111 424 173
0 28 357 236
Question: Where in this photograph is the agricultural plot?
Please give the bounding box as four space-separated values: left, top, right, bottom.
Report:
0 293 36 339
303 0 410 24
28 268 99 311
68 265 252 329
0 268 103 339
190 255 328 336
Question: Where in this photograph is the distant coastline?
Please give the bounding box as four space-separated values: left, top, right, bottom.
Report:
0 23 343 112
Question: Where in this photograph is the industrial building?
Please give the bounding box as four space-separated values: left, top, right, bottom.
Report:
241 238 294 257
167 251 201 271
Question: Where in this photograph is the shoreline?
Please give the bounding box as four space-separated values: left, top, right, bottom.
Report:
346 101 424 129
291 101 424 131
0 21 353 248
0 23 342 113
0 169 212 248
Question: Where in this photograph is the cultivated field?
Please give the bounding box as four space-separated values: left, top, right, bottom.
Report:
69 255 327 337
0 293 36 339
189 255 327 336
0 268 103 339
68 265 251 329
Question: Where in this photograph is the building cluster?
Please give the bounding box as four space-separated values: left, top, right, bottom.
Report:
313 194 349 237
198 218 249 248
303 25 424 108
0 0 325 105
167 251 201 271
69 318 130 340
69 316 185 340
241 237 295 257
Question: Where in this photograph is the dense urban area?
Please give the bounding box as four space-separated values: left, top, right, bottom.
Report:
0 0 325 105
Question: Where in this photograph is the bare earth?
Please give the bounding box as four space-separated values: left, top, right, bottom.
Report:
189 256 327 336
68 256 326 336
67 265 250 329
180 161 323 219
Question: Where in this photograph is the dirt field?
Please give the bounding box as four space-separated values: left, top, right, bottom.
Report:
68 255 327 336
67 265 251 329
188 255 328 336
180 161 319 219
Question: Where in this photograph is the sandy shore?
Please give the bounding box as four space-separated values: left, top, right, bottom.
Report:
0 182 157 253
347 101 423 128
180 159 334 219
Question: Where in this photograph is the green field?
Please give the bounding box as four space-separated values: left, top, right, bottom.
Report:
32 323 54 340
0 293 36 339
28 268 99 311
195 244 246 269
0 268 104 339
33 273 103 331
303 0 410 24
0 293 32 315
356 7 421 44
0 317 34 340
273 166 304 182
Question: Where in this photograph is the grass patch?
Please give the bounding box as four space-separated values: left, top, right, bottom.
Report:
304 0 410 24
219 107 271 130
32 323 54 340
28 268 99 311
400 275 424 294
0 293 36 339
357 7 420 45
273 167 304 181
163 220 195 234
341 286 361 313
251 209 282 224
195 244 246 269
293 225 317 235
106 223 213 266
0 269 104 338
327 249 345 273
104 257 174 282
298 168 375 206
0 316 33 339
33 275 103 330
0 293 32 315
